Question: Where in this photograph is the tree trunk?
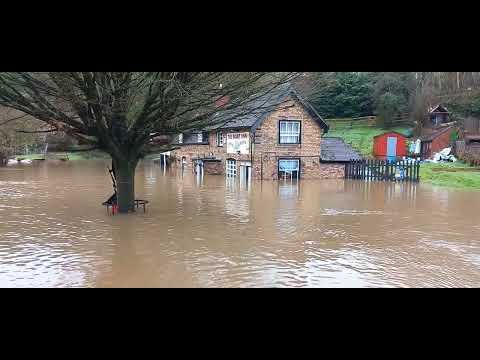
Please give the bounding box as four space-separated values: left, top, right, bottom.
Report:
112 157 139 213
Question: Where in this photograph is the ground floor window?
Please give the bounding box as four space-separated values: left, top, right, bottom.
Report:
278 159 300 180
226 159 237 177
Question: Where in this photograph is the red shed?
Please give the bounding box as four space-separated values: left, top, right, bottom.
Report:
373 131 407 159
419 126 454 159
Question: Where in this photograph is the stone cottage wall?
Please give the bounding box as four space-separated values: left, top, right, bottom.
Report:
170 130 252 175
252 98 324 180
170 96 339 180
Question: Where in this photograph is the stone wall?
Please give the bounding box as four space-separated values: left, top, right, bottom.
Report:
203 161 224 175
318 163 345 179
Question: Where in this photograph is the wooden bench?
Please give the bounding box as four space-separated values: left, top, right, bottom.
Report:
103 199 149 215
134 199 149 213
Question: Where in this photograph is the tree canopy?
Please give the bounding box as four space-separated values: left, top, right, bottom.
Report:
300 72 375 118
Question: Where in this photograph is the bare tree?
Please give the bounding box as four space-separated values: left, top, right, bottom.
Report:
0 72 297 212
0 106 45 164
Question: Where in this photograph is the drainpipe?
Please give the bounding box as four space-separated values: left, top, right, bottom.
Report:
250 131 255 180
250 132 254 164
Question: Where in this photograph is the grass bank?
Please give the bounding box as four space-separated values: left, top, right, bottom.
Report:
15 150 110 161
327 126 412 157
420 162 480 190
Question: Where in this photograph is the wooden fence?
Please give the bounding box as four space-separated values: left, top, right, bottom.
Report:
326 115 414 130
345 159 420 182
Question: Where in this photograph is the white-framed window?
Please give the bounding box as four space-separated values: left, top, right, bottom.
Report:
197 133 203 143
279 120 301 144
178 133 183 144
216 131 224 147
226 159 237 177
278 159 300 180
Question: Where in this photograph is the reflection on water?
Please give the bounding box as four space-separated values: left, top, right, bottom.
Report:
225 178 250 222
0 160 479 288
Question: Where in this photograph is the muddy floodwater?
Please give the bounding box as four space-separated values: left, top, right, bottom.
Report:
0 160 479 287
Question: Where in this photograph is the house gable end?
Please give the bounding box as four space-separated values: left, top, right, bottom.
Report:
251 92 329 133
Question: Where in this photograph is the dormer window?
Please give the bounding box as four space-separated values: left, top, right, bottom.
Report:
279 120 301 144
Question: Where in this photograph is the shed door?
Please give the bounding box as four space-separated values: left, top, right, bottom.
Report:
387 137 397 158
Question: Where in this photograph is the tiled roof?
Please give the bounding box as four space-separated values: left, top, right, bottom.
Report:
207 83 329 132
428 104 449 113
373 131 407 139
420 126 454 141
321 137 362 162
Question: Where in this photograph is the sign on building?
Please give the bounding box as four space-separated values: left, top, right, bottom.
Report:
226 132 250 154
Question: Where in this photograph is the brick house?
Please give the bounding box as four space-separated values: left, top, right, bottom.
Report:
170 87 358 180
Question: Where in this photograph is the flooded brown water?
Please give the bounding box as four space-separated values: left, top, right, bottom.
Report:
0 160 479 287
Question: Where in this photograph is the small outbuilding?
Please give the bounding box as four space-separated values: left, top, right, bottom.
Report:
419 126 455 159
428 104 450 127
373 131 407 160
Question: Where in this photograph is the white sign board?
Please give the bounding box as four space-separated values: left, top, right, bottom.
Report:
226 132 250 155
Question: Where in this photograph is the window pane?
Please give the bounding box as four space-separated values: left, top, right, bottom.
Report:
293 122 299 133
279 121 300 144
226 160 237 177
279 160 299 171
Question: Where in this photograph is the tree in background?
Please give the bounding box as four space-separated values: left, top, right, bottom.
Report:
412 72 480 124
302 72 414 121
0 72 297 212
0 107 44 164
370 72 415 128
301 72 375 118
375 92 404 128
302 72 480 130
